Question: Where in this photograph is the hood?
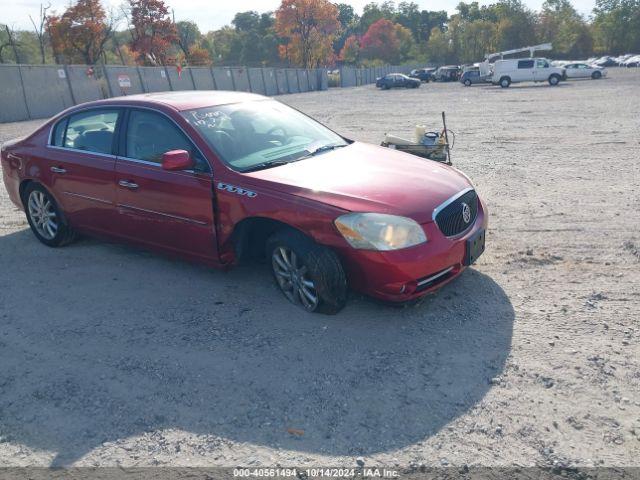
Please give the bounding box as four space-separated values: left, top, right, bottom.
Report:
244 142 473 224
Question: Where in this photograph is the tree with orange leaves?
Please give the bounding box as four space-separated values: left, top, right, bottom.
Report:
126 0 177 65
275 0 340 68
47 0 114 64
339 34 359 64
360 18 410 64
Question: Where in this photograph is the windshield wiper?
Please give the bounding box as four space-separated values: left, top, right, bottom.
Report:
241 144 348 172
304 144 347 157
241 159 293 173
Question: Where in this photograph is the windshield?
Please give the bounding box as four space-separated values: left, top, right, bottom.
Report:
181 100 347 172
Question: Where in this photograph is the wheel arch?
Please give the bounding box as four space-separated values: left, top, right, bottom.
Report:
227 216 311 264
19 179 70 225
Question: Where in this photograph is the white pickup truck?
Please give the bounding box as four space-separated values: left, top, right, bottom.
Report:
492 58 567 87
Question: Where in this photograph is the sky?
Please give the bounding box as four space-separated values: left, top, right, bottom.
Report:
4 0 596 32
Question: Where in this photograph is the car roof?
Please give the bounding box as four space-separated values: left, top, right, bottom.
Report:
83 90 266 112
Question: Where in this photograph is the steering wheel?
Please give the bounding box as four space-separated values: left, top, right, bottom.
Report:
267 126 288 137
212 130 236 159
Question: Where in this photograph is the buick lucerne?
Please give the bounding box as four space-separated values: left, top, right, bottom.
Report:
1 92 487 314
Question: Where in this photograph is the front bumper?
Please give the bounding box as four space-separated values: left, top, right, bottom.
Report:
338 200 488 302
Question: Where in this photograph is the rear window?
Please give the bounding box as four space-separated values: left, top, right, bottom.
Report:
63 110 119 155
518 60 534 69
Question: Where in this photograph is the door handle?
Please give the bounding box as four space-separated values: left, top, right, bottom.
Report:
118 180 139 190
50 166 66 174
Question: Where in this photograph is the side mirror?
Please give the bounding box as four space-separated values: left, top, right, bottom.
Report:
162 149 194 171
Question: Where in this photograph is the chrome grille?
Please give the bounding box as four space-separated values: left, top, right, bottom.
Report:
434 189 478 237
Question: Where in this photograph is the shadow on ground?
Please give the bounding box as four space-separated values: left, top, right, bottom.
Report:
0 229 514 465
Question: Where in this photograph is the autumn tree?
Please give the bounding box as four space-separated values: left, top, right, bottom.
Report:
360 18 410 64
339 34 359 64
126 0 177 65
275 0 340 68
47 0 113 64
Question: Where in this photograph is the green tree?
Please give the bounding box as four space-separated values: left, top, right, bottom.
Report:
592 0 640 54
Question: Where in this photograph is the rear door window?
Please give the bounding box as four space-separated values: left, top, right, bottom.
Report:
62 109 120 155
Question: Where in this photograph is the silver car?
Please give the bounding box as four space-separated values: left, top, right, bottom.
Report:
564 63 607 79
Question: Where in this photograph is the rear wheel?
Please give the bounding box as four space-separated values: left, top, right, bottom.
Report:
499 76 511 88
591 71 602 79
24 183 77 247
266 229 347 314
548 74 560 86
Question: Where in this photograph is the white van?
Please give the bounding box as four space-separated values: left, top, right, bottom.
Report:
492 58 566 88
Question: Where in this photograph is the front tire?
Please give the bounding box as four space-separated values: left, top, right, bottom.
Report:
266 229 347 314
548 74 560 86
24 183 77 247
464 79 472 86
592 71 602 79
499 76 511 88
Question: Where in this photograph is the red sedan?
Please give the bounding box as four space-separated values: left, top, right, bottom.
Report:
1 92 487 314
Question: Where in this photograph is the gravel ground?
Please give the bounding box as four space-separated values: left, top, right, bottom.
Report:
0 70 638 469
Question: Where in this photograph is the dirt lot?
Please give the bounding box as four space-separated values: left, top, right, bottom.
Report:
0 70 638 470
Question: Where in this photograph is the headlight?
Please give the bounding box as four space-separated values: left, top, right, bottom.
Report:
334 213 427 251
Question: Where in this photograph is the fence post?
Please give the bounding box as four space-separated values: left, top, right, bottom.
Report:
136 66 146 93
103 66 114 98
63 64 76 105
229 68 237 91
210 66 218 90
164 66 173 91
16 65 31 120
188 68 197 90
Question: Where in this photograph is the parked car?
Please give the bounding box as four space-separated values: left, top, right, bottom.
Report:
460 69 490 86
1 92 487 314
564 63 607 79
434 66 461 82
409 68 435 82
376 73 421 89
622 55 640 67
593 56 618 67
492 58 566 87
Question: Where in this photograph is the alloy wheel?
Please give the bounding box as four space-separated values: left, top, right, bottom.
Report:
28 190 58 240
272 246 319 311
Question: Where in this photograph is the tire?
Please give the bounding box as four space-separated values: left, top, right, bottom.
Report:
266 229 347 314
592 71 602 79
499 76 511 88
464 79 472 87
548 74 560 86
23 183 77 247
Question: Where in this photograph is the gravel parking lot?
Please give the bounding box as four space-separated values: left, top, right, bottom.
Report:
0 70 638 469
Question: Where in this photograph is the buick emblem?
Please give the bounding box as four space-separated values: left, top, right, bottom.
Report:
461 203 471 223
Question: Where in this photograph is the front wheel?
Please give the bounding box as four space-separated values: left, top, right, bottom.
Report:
499 77 511 88
548 74 560 86
267 229 347 314
24 183 77 247
464 79 472 87
592 71 602 79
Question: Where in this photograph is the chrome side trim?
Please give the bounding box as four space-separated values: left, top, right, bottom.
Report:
118 203 208 226
117 156 197 174
417 266 454 287
46 145 118 160
63 191 113 205
431 187 474 222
